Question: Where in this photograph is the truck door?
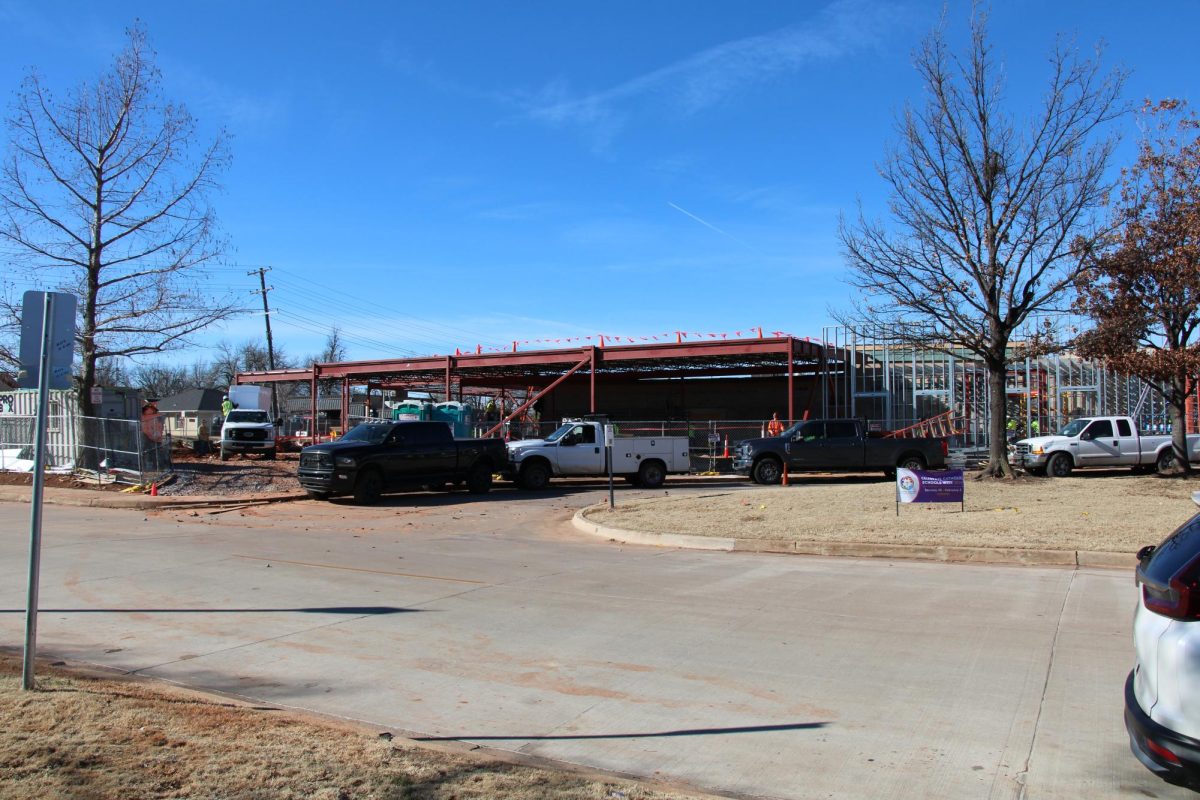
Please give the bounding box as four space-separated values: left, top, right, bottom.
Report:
554 423 603 475
786 421 830 471
393 423 456 481
821 420 864 468
1114 418 1141 465
1077 418 1119 466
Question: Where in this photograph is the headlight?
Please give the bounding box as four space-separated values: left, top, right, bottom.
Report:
1030 446 1043 455
335 456 356 466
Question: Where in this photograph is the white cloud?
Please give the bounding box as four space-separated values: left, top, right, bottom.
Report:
518 0 905 145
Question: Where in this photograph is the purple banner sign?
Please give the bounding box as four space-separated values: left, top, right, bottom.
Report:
896 468 964 505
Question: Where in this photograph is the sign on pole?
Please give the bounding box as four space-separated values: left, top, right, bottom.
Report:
19 291 76 690
896 468 965 516
18 291 75 389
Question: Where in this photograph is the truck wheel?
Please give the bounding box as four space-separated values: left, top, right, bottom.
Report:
1047 452 1073 478
1156 449 1178 475
518 462 550 491
752 457 782 485
637 460 666 489
466 464 493 494
897 454 926 472
219 445 229 462
353 469 383 505
263 449 276 460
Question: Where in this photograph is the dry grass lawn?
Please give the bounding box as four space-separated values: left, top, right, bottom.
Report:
589 473 1200 553
0 657 698 800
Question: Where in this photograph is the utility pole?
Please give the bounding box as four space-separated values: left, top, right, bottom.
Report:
249 267 279 423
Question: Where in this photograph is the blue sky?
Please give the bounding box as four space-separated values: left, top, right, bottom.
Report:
3 1 1200 364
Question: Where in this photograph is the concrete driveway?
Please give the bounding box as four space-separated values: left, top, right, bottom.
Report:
0 485 1186 800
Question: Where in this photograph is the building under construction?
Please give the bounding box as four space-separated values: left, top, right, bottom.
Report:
237 326 1199 451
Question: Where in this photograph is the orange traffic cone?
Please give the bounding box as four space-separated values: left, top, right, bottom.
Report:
722 436 730 458
149 482 158 496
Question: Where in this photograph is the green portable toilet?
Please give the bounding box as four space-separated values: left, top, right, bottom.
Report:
393 400 432 421
433 401 474 437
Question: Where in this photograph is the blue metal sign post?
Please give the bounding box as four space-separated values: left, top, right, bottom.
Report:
20 291 76 690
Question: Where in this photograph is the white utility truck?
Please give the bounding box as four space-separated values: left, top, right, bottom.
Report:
1014 415 1200 477
219 384 276 461
504 417 690 490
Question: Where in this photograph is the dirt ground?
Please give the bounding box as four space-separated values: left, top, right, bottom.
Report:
161 448 302 496
0 656 698 800
585 472 1200 553
0 447 303 496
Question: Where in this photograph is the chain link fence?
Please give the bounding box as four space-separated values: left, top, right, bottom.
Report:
0 414 171 486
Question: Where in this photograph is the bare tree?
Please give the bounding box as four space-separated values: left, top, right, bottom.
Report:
1076 100 1200 476
838 10 1125 476
0 24 238 417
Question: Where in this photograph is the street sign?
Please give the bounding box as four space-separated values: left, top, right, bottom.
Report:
604 424 615 447
18 291 76 389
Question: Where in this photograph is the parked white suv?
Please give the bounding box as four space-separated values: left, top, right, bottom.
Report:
1126 492 1200 789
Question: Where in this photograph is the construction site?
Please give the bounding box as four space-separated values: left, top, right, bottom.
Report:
235 326 1200 469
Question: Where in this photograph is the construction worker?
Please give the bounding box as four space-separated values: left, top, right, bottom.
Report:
221 395 234 417
766 412 785 437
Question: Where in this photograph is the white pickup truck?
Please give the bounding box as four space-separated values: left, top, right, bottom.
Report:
1014 415 1200 477
504 418 690 490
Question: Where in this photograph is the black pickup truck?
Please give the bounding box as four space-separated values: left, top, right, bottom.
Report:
732 418 948 484
297 421 508 504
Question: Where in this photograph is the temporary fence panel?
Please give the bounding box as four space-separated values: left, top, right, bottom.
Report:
0 413 170 484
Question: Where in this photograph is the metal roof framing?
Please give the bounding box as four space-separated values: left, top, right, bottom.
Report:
236 337 828 441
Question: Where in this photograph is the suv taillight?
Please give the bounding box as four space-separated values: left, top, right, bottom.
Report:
1143 553 1200 620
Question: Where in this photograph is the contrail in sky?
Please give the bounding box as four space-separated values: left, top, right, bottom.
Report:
667 201 764 256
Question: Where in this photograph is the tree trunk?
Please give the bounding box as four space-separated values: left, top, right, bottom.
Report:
1168 384 1192 476
984 358 1014 477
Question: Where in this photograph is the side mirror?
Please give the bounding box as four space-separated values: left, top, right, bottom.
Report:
1079 431 1093 441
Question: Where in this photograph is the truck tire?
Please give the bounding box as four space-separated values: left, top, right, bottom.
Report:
637 460 666 489
466 463 493 494
1047 452 1073 478
897 454 926 472
353 469 384 505
518 461 551 491
752 457 782 485
219 445 229 462
1156 448 1178 475
263 448 276 460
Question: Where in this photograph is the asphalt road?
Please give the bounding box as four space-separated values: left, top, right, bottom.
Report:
0 485 1188 800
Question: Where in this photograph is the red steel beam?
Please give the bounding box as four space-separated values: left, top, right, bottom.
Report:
309 365 318 446
482 352 592 439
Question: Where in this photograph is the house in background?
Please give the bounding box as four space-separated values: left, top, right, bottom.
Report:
157 388 225 442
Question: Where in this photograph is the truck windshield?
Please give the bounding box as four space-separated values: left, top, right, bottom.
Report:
226 411 270 424
544 423 575 443
1056 419 1092 437
340 424 394 444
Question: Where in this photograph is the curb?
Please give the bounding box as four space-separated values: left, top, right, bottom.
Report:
571 505 1134 570
0 485 308 510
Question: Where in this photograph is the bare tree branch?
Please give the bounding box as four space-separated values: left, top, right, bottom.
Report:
838 9 1126 476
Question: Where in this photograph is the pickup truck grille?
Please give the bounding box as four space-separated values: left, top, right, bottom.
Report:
1013 443 1031 457
231 429 267 441
300 452 331 469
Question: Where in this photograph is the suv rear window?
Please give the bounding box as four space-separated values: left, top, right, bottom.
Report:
1141 513 1200 584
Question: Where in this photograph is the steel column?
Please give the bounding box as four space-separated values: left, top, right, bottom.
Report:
310 365 318 446
341 377 349 432
589 346 597 413
787 338 795 424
